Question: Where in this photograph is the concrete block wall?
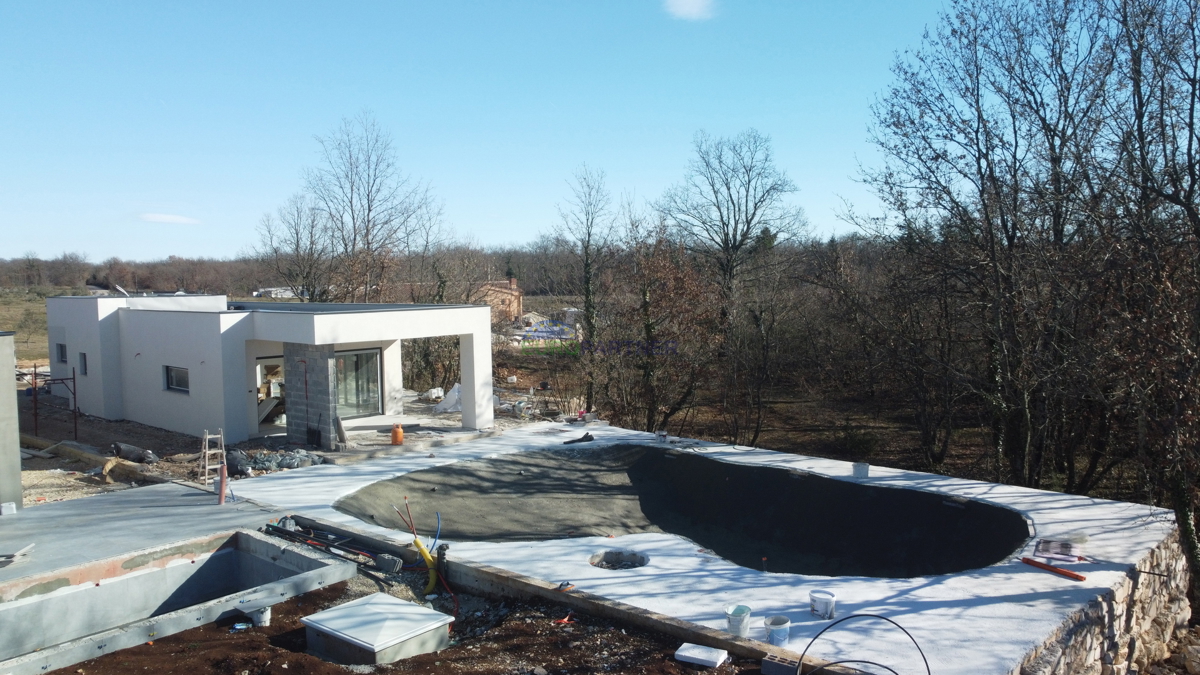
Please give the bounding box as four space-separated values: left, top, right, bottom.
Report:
283 342 337 449
1018 529 1191 675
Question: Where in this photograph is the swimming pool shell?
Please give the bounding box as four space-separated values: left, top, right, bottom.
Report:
337 445 1031 578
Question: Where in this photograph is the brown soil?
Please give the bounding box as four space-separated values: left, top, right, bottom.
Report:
54 576 759 675
18 394 205 482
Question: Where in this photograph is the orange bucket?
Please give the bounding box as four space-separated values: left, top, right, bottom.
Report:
390 423 404 445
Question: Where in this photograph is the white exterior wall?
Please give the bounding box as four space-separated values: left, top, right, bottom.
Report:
217 312 255 443
45 297 130 419
45 297 492 441
117 309 228 439
382 340 403 415
298 308 493 428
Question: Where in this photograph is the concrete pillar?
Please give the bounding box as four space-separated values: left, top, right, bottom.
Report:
282 342 338 449
382 340 404 416
0 333 21 511
458 331 494 430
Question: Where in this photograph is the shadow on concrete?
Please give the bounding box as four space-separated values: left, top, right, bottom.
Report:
333 444 1029 578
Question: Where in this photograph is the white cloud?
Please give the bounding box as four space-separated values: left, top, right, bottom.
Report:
140 213 201 225
664 0 714 20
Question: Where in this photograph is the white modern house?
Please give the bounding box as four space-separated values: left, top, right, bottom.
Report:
45 295 494 447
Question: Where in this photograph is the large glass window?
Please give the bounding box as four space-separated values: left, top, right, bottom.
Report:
335 349 381 418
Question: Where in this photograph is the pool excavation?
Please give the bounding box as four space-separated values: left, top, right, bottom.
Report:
1 423 1191 675
333 444 1032 578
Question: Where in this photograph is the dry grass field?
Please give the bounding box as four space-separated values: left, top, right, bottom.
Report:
0 287 54 363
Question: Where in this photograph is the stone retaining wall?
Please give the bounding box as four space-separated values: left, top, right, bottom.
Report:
1018 528 1191 675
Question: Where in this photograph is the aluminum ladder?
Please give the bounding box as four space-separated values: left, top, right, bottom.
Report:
200 429 226 486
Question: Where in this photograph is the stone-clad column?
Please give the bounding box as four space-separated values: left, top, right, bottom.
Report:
283 342 338 449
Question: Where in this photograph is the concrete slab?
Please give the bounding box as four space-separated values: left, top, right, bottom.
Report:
0 482 283 586
232 423 1185 675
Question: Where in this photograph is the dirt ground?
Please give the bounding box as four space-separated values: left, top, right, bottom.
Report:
18 455 134 506
17 393 207 481
54 572 760 675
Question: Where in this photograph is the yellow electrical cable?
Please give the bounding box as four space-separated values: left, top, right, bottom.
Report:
412 535 438 594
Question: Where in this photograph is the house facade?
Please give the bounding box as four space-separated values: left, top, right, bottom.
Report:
45 296 494 447
477 278 523 323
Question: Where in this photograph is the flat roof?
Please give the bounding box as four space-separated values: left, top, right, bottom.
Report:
226 301 479 314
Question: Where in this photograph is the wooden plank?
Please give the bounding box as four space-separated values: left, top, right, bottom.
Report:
18 433 55 450
44 442 171 484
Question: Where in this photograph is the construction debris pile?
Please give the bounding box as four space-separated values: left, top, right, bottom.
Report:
227 448 326 476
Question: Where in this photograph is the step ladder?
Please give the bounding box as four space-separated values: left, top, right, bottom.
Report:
200 429 226 486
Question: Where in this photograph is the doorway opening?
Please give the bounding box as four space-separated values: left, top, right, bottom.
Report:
256 356 286 435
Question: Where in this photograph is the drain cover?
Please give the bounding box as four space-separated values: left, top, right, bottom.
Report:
589 549 649 570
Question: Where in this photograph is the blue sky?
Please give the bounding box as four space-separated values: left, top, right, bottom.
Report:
0 1 945 261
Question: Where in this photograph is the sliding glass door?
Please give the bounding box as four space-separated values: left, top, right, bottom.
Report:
335 349 381 418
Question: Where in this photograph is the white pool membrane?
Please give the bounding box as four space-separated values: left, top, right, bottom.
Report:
235 422 1183 675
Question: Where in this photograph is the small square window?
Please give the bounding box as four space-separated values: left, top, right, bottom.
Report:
56 343 67 363
79 353 88 376
165 366 189 393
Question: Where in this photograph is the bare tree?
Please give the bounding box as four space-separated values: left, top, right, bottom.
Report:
657 129 807 323
45 252 90 288
557 165 616 412
257 193 336 302
306 112 442 302
598 204 720 432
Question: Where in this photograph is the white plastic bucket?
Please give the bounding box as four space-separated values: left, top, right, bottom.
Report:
725 604 752 637
852 462 870 478
764 615 791 646
810 590 837 619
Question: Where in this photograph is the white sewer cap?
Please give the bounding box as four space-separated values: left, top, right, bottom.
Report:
300 593 454 652
675 642 728 668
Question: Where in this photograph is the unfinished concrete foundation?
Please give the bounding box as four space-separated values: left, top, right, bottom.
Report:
0 529 356 675
233 423 1191 675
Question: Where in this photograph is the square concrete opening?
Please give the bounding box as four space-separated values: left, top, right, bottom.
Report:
302 592 453 665
0 529 356 675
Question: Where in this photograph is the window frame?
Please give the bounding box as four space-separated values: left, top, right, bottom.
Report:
165 366 190 393
56 343 67 363
79 352 88 376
